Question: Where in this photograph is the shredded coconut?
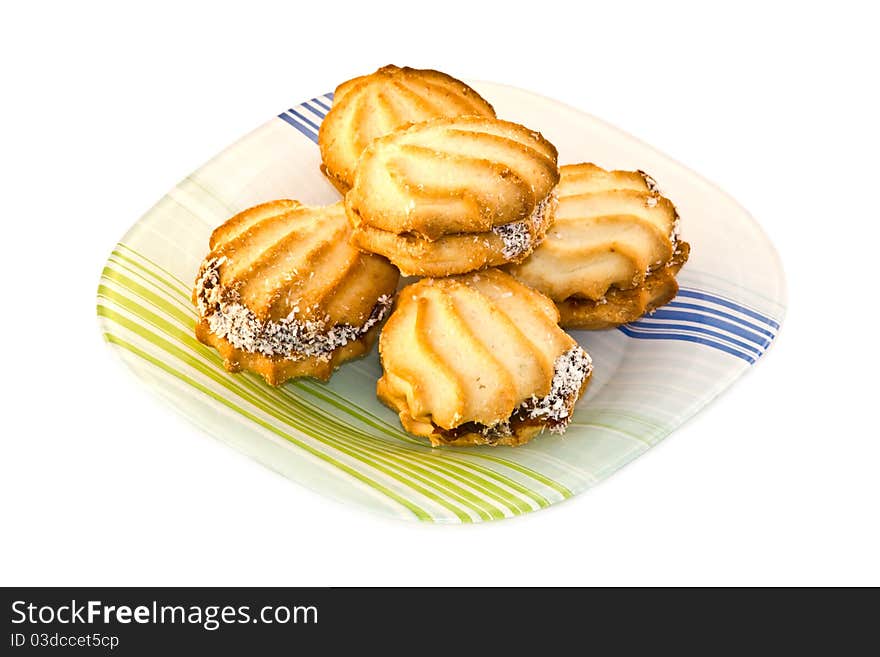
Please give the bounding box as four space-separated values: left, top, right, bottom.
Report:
195 257 393 361
519 346 593 433
493 220 531 260
637 170 660 194
670 212 681 245
492 194 554 259
635 170 682 261
479 419 512 439
465 346 593 440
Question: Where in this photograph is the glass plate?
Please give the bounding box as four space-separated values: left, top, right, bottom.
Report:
96 82 786 523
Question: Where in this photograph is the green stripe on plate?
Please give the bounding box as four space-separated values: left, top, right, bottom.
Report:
290 380 549 511
103 245 574 502
109 251 189 302
98 279 553 520
99 303 477 522
117 242 190 288
101 332 434 522
97 283 534 519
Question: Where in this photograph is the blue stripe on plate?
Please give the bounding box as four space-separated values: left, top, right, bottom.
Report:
302 101 327 120
665 300 775 338
312 97 332 112
677 288 780 330
639 309 771 346
622 289 778 360
625 321 764 356
287 108 321 132
618 325 756 364
277 112 318 143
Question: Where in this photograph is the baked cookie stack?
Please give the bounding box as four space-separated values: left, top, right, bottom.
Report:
192 65 691 448
345 116 559 276
318 65 495 193
505 163 690 329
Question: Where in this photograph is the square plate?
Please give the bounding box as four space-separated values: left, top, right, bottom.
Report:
97 81 785 523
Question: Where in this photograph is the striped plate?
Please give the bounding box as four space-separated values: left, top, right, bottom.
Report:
97 81 786 523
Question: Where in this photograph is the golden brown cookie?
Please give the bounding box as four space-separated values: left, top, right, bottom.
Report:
377 269 592 447
318 65 495 193
193 200 399 385
505 163 690 328
346 116 560 276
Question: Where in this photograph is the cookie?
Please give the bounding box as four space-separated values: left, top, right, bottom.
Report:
346 116 559 276
193 200 399 384
377 269 592 446
505 163 690 328
318 65 494 193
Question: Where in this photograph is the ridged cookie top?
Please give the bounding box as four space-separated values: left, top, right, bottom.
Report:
193 200 399 358
505 163 680 301
346 116 560 240
378 269 589 436
319 65 495 190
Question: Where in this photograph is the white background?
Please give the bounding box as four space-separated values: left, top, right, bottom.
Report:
2 1 878 586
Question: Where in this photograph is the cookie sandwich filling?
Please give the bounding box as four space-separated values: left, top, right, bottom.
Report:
492 192 557 260
438 345 592 441
195 257 393 361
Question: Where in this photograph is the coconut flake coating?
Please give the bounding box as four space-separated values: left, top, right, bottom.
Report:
492 194 555 260
191 200 400 386
196 256 393 361
475 345 593 439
